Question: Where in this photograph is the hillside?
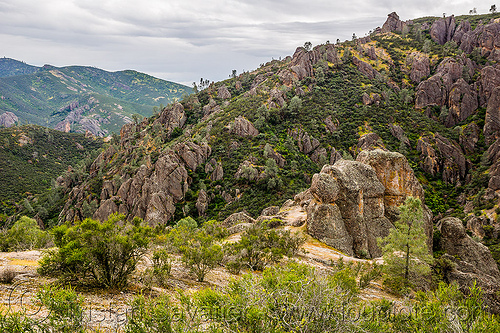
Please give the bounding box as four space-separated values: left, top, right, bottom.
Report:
0 60 192 136
0 125 103 222
0 58 40 78
49 11 499 226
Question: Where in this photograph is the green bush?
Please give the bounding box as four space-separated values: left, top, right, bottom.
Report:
38 213 152 289
227 223 305 271
180 229 223 282
0 216 52 251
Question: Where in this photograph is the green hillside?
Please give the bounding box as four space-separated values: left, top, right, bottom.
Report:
0 58 40 78
0 61 192 136
0 125 103 216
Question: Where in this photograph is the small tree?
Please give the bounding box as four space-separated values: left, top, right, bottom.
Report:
377 197 432 289
491 4 497 14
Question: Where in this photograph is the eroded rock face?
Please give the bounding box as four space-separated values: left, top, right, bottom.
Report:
438 217 500 313
306 150 432 259
356 133 386 153
430 15 456 45
446 78 478 127
459 22 500 62
407 52 430 83
352 57 381 80
196 189 209 216
153 102 186 134
415 56 475 117
417 134 469 184
286 44 340 82
484 86 500 145
381 12 405 33
488 138 500 191
0 112 18 127
230 116 259 137
217 86 231 100
459 122 480 155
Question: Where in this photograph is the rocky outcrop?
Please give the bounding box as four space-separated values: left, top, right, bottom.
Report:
478 66 500 107
381 12 406 33
459 122 480 155
286 44 340 81
211 162 224 181
389 124 410 148
484 86 500 145
229 116 259 137
60 137 210 225
445 78 478 127
352 57 381 80
452 20 471 44
174 141 211 171
217 86 231 100
407 52 430 83
356 149 432 243
356 133 386 153
203 99 222 118
222 211 256 228
306 150 432 258
438 217 500 313
415 56 476 124
459 22 500 62
324 115 338 133
430 15 456 45
153 102 187 135
417 134 469 184
289 128 320 155
196 189 209 216
0 112 18 127
487 138 500 191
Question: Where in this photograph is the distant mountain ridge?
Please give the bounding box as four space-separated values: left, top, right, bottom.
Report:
0 58 40 78
0 59 192 136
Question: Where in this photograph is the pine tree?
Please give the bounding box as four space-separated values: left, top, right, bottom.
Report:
377 197 433 287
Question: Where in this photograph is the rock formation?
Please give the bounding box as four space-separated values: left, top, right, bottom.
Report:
417 134 469 184
305 149 432 258
430 15 456 45
229 116 259 137
438 217 500 313
0 112 18 127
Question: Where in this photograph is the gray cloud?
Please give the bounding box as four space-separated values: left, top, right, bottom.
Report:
0 0 482 85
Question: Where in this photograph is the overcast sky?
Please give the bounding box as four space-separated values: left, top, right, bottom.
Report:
0 0 492 85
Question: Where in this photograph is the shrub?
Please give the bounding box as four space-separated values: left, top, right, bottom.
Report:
151 249 172 287
176 216 198 229
0 267 16 284
228 223 305 271
1 216 52 251
180 230 224 282
37 286 85 333
38 213 152 289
